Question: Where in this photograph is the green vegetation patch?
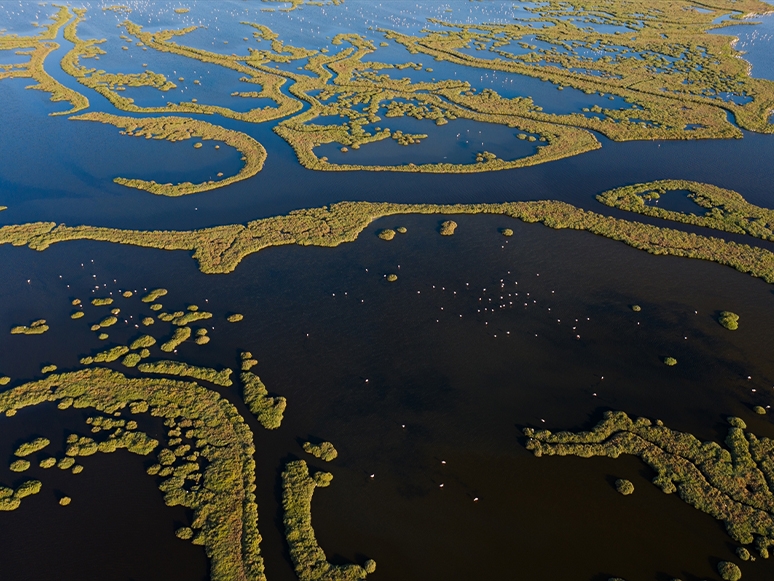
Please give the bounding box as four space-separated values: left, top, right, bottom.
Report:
137 360 233 387
718 561 742 581
15 437 50 457
0 480 42 511
11 319 48 335
0 367 266 580
171 311 212 326
9 459 30 472
664 357 677 366
130 334 156 350
282 460 374 580
91 298 113 306
141 288 168 302
81 345 130 364
241 371 285 430
7 183 774 289
160 327 191 352
302 441 338 462
719 311 740 331
439 220 457 236
378 229 396 240
525 411 774 557
598 180 774 242
615 479 634 495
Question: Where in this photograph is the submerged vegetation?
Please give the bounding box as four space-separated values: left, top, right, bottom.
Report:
526 412 774 558
282 460 375 580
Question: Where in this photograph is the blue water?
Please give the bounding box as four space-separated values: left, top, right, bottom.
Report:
710 13 774 81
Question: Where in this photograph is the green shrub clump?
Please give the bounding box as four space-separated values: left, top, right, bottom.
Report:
615 479 634 495
141 288 168 302
242 371 286 430
440 220 457 236
719 311 739 331
71 311 85 319
122 353 142 368
160 327 191 352
664 357 677 366
525 412 774 557
59 496 71 506
41 365 57 374
387 274 398 282
15 437 50 457
98 315 118 328
754 406 767 415
0 377 9 386
717 561 742 581
11 319 49 335
176 526 194 540
632 305 641 312
137 360 233 387
302 441 338 462
501 228 514 237
378 229 396 241
130 334 156 350
396 227 407 234
39 457 56 469
227 313 244 323
10 459 30 472
91 298 113 306
282 460 374 580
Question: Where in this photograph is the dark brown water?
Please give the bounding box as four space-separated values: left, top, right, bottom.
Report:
1 214 773 580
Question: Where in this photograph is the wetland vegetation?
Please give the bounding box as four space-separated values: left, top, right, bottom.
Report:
526 412 774 561
6 183 774 288
282 460 375 581
2 1 774 579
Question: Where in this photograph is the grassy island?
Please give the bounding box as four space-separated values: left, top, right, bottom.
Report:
719 311 740 331
440 220 458 236
137 360 233 387
0 367 267 581
71 113 267 197
241 370 286 430
141 288 168 303
525 411 774 557
597 180 774 242
3 0 774 184
302 441 338 462
160 327 191 352
282 460 375 580
10 319 49 335
6 184 774 287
